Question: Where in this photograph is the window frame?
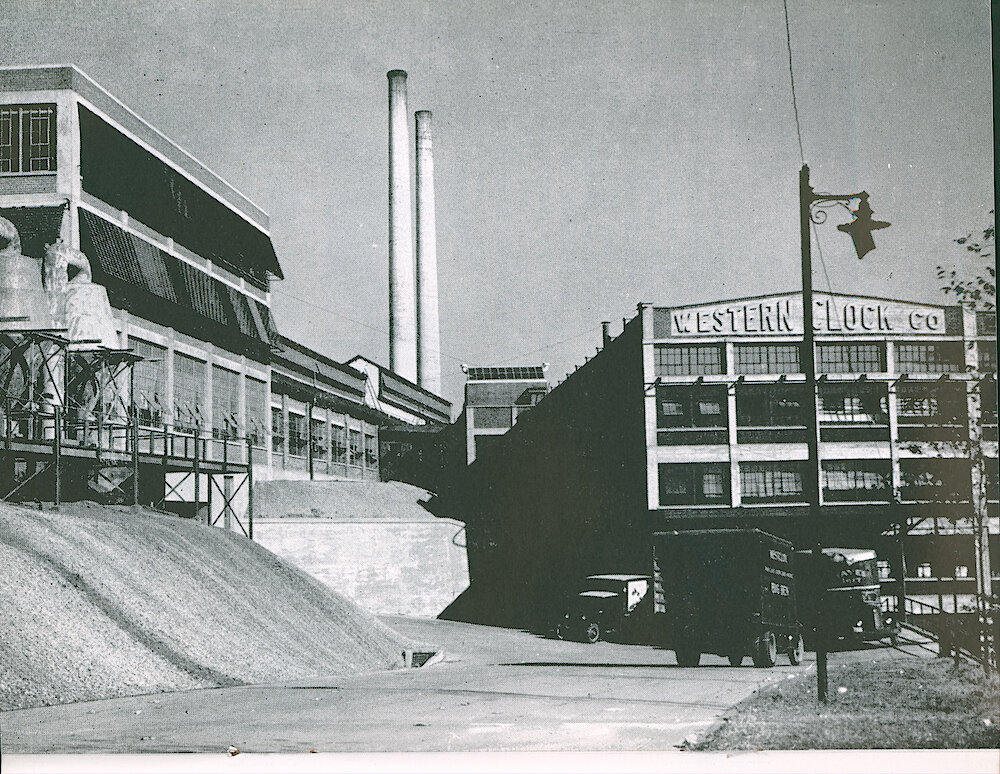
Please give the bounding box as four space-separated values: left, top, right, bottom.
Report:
0 104 57 175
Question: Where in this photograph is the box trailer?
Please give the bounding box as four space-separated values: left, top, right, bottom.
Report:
652 529 803 667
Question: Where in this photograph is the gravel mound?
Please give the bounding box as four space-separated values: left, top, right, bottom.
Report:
254 479 438 521
0 501 409 711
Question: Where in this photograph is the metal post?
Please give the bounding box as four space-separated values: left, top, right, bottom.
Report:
131 404 140 506
800 164 828 703
4 396 10 450
247 437 254 541
307 399 314 481
193 424 201 523
53 406 61 508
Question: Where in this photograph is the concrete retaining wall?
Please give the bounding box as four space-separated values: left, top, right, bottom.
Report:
253 516 469 617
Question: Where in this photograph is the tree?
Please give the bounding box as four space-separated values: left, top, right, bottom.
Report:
937 212 996 310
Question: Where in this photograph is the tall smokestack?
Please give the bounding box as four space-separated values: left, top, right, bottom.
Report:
387 70 417 381
415 110 441 394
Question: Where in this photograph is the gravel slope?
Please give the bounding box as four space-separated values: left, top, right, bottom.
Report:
0 501 409 711
254 480 438 520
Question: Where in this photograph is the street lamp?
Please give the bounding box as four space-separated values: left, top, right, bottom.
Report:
799 164 890 702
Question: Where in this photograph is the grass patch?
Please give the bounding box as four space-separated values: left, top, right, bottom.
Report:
694 658 1000 750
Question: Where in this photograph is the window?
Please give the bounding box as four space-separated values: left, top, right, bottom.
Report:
245 378 267 447
978 342 997 373
954 565 969 579
916 563 932 579
986 460 998 501
271 407 283 453
473 406 512 429
310 417 327 458
173 353 205 433
131 339 166 426
212 366 240 439
818 383 888 423
896 382 966 425
286 414 307 457
736 383 807 427
734 344 801 375
0 104 57 174
816 343 885 373
365 434 378 468
895 342 964 373
332 424 348 463
740 462 806 503
349 429 363 466
899 459 971 502
822 460 890 502
656 384 728 428
977 312 997 336
654 344 725 376
658 463 730 506
877 560 891 580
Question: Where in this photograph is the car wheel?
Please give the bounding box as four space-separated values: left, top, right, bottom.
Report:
752 631 777 668
728 651 746 667
675 644 701 667
585 622 601 644
787 634 805 665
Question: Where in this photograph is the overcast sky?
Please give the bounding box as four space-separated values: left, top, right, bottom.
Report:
4 0 993 407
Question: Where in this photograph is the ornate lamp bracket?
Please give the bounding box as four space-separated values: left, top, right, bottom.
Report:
808 191 868 225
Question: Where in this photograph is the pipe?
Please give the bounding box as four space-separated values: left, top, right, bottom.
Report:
415 109 441 394
601 321 611 348
388 70 417 381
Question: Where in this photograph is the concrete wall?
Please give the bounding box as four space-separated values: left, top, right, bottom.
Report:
253 517 469 617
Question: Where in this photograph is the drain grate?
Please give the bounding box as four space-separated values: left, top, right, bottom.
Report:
403 649 439 668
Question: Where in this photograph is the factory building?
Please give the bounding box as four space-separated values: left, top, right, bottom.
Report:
459 365 550 464
451 292 997 628
0 65 450 506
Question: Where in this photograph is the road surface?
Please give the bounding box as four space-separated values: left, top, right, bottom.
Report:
2 616 926 753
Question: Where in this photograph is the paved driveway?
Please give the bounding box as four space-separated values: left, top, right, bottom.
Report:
1 616 923 754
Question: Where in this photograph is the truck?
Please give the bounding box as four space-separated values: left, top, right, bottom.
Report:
652 529 803 667
796 547 898 646
556 574 653 644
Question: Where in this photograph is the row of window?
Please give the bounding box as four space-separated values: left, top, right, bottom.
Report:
653 341 993 376
656 381 996 437
656 459 999 506
0 104 56 174
130 340 269 442
270 407 377 467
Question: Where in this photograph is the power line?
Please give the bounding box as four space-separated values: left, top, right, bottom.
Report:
782 0 806 165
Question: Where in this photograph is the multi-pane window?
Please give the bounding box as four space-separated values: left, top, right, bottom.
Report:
822 460 890 502
954 565 969 578
365 434 378 468
654 344 725 376
287 414 307 457
212 366 240 439
816 343 885 373
173 352 205 432
332 424 348 463
270 406 283 454
740 462 806 503
310 417 327 459
877 560 891 580
896 382 966 425
0 104 56 174
986 460 999 501
734 344 801 375
131 339 166 426
245 378 267 447
349 429 363 466
915 563 932 579
818 383 888 423
899 459 971 502
978 342 997 373
658 463 730 506
473 406 513 429
895 342 964 373
656 384 728 427
736 383 807 427
976 312 997 336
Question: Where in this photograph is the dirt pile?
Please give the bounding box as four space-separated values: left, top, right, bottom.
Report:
254 479 438 521
0 501 410 711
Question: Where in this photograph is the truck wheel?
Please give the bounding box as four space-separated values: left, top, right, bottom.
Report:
728 651 746 667
585 622 601 644
752 631 777 668
675 645 701 667
787 634 805 665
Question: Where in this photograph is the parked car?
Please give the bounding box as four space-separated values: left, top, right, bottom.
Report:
556 574 652 643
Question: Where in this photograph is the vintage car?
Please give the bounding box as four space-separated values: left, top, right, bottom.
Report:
556 574 652 643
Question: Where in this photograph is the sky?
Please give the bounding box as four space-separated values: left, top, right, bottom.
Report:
3 0 993 409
